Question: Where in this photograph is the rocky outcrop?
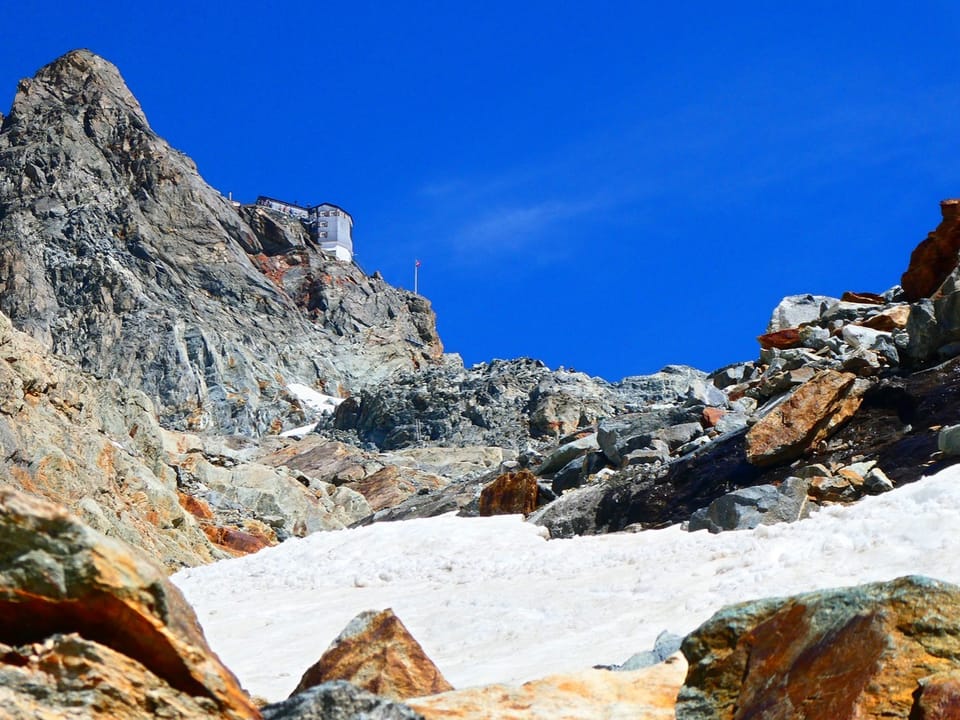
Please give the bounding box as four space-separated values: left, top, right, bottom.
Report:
0 488 259 719
677 576 960 720
0 50 442 436
0 309 219 570
293 609 453 701
408 657 686 720
167 434 371 539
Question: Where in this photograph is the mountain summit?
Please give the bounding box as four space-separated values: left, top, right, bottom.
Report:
0 50 442 435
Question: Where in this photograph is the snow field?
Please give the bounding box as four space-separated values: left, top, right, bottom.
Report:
173 464 960 701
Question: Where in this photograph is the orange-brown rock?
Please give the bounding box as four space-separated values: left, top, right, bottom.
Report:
292 608 453 701
901 199 960 301
478 469 540 516
677 576 960 720
203 525 270 556
745 370 863 467
914 672 960 720
757 327 802 350
841 290 886 304
410 655 687 719
179 490 215 520
858 304 911 332
0 489 260 719
702 407 727 428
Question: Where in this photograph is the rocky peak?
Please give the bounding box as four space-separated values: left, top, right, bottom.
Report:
0 50 442 436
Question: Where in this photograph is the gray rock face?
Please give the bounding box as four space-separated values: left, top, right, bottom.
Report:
261 682 424 720
330 359 617 451
0 50 442 436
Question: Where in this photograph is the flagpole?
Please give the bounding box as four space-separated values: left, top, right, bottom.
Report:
414 259 419 295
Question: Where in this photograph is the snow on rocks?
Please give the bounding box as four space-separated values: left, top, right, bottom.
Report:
287 383 344 415
173 463 960 702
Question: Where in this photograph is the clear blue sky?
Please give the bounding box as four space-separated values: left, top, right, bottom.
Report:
2 2 959 381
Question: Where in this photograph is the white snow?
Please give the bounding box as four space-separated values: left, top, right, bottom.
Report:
279 422 318 438
286 383 343 415
173 464 960 702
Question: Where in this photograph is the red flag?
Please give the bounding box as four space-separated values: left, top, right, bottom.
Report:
415 259 421 267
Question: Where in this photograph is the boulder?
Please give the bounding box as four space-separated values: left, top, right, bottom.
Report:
864 467 895 494
757 328 802 350
292 609 453 701
939 424 960 456
478 470 540 516
0 489 259 719
597 407 698 466
537 433 600 475
745 370 864 467
913 673 960 720
687 479 810 533
677 576 960 720
408 656 686 720
263 681 423 720
766 294 838 332
901 199 960 301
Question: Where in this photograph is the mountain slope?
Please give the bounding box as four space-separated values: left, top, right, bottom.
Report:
0 49 442 436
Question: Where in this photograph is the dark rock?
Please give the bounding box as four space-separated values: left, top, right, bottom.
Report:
913 673 960 720
263 681 424 720
677 576 960 720
687 482 805 533
537 433 599 475
597 408 698 466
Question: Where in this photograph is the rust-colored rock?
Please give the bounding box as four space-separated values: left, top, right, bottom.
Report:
0 489 260 719
478 469 540 516
901 199 960 301
914 672 960 720
745 370 863 467
677 576 960 720
179 490 215 520
203 525 270 556
410 655 687 719
702 407 727 428
292 608 453 701
858 305 911 332
757 328 802 350
841 290 886 304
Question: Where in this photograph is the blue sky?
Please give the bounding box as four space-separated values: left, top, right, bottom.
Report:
3 2 960 380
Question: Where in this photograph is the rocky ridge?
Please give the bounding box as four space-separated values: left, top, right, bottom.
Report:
0 50 442 437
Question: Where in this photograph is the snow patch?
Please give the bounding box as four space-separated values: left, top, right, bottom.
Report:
287 383 343 415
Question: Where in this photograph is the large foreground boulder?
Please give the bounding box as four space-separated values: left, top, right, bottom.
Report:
677 575 960 719
0 489 259 719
